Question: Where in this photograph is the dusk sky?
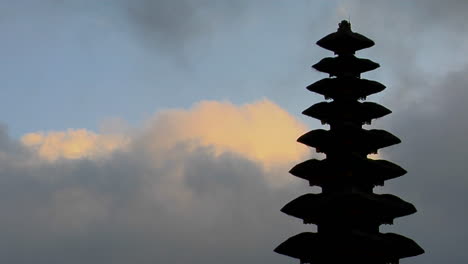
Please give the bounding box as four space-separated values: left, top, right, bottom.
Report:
0 1 467 263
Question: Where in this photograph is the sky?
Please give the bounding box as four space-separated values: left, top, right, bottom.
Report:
0 0 467 263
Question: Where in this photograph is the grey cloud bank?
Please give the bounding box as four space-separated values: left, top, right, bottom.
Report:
0 99 310 264
0 126 302 264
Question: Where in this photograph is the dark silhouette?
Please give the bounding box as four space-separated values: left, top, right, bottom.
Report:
274 21 424 264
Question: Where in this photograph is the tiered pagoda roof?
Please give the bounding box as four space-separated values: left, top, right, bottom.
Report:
274 20 424 264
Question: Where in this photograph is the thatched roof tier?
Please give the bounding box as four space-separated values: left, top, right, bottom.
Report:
274 231 424 264
312 55 379 77
297 128 400 154
303 101 391 125
280 192 416 225
307 77 385 100
316 20 375 55
289 157 406 187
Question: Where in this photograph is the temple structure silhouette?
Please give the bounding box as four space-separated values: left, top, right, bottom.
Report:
274 21 424 264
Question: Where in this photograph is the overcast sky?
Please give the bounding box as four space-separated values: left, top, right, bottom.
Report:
0 1 467 263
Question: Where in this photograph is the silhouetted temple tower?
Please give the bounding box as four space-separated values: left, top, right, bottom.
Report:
274 21 424 264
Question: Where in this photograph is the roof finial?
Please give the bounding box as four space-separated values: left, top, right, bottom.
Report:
338 20 351 32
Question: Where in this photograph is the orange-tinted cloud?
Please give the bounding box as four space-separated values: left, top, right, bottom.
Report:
143 99 310 169
21 129 129 161
21 99 310 170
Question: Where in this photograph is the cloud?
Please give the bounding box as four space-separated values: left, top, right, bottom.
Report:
21 129 129 161
22 100 308 169
374 65 468 264
122 0 250 54
0 99 310 263
142 99 309 169
331 1 468 111
10 83 468 264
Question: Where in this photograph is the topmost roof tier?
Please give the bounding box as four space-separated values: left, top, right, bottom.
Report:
317 20 374 55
